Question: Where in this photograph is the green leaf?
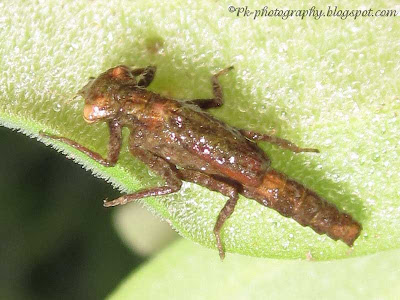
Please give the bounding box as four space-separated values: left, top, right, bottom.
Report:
1 0 399 260
108 239 400 299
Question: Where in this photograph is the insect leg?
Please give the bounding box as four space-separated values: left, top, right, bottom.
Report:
187 66 234 109
103 147 182 207
40 120 122 166
178 169 239 260
130 66 157 87
239 129 319 153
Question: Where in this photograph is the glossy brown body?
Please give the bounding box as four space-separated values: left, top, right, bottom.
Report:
127 95 270 186
41 65 361 259
128 89 360 247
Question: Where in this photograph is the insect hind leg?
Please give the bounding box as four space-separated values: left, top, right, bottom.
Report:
239 129 319 153
178 169 239 260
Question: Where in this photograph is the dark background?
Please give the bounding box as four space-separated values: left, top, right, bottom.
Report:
0 126 143 299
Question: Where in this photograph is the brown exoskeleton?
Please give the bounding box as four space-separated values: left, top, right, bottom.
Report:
40 65 362 259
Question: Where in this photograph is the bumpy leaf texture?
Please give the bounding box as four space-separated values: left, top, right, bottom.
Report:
1 0 399 260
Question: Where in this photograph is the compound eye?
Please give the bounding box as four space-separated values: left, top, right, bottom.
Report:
83 98 110 123
111 65 132 79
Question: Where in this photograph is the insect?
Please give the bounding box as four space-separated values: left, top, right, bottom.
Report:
40 65 362 259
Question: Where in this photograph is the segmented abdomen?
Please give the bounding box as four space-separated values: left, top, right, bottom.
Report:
246 169 361 246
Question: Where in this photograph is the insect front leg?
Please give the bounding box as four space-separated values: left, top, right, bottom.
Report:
239 129 320 153
178 169 239 260
130 65 157 87
188 66 234 109
103 147 182 207
40 119 122 166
